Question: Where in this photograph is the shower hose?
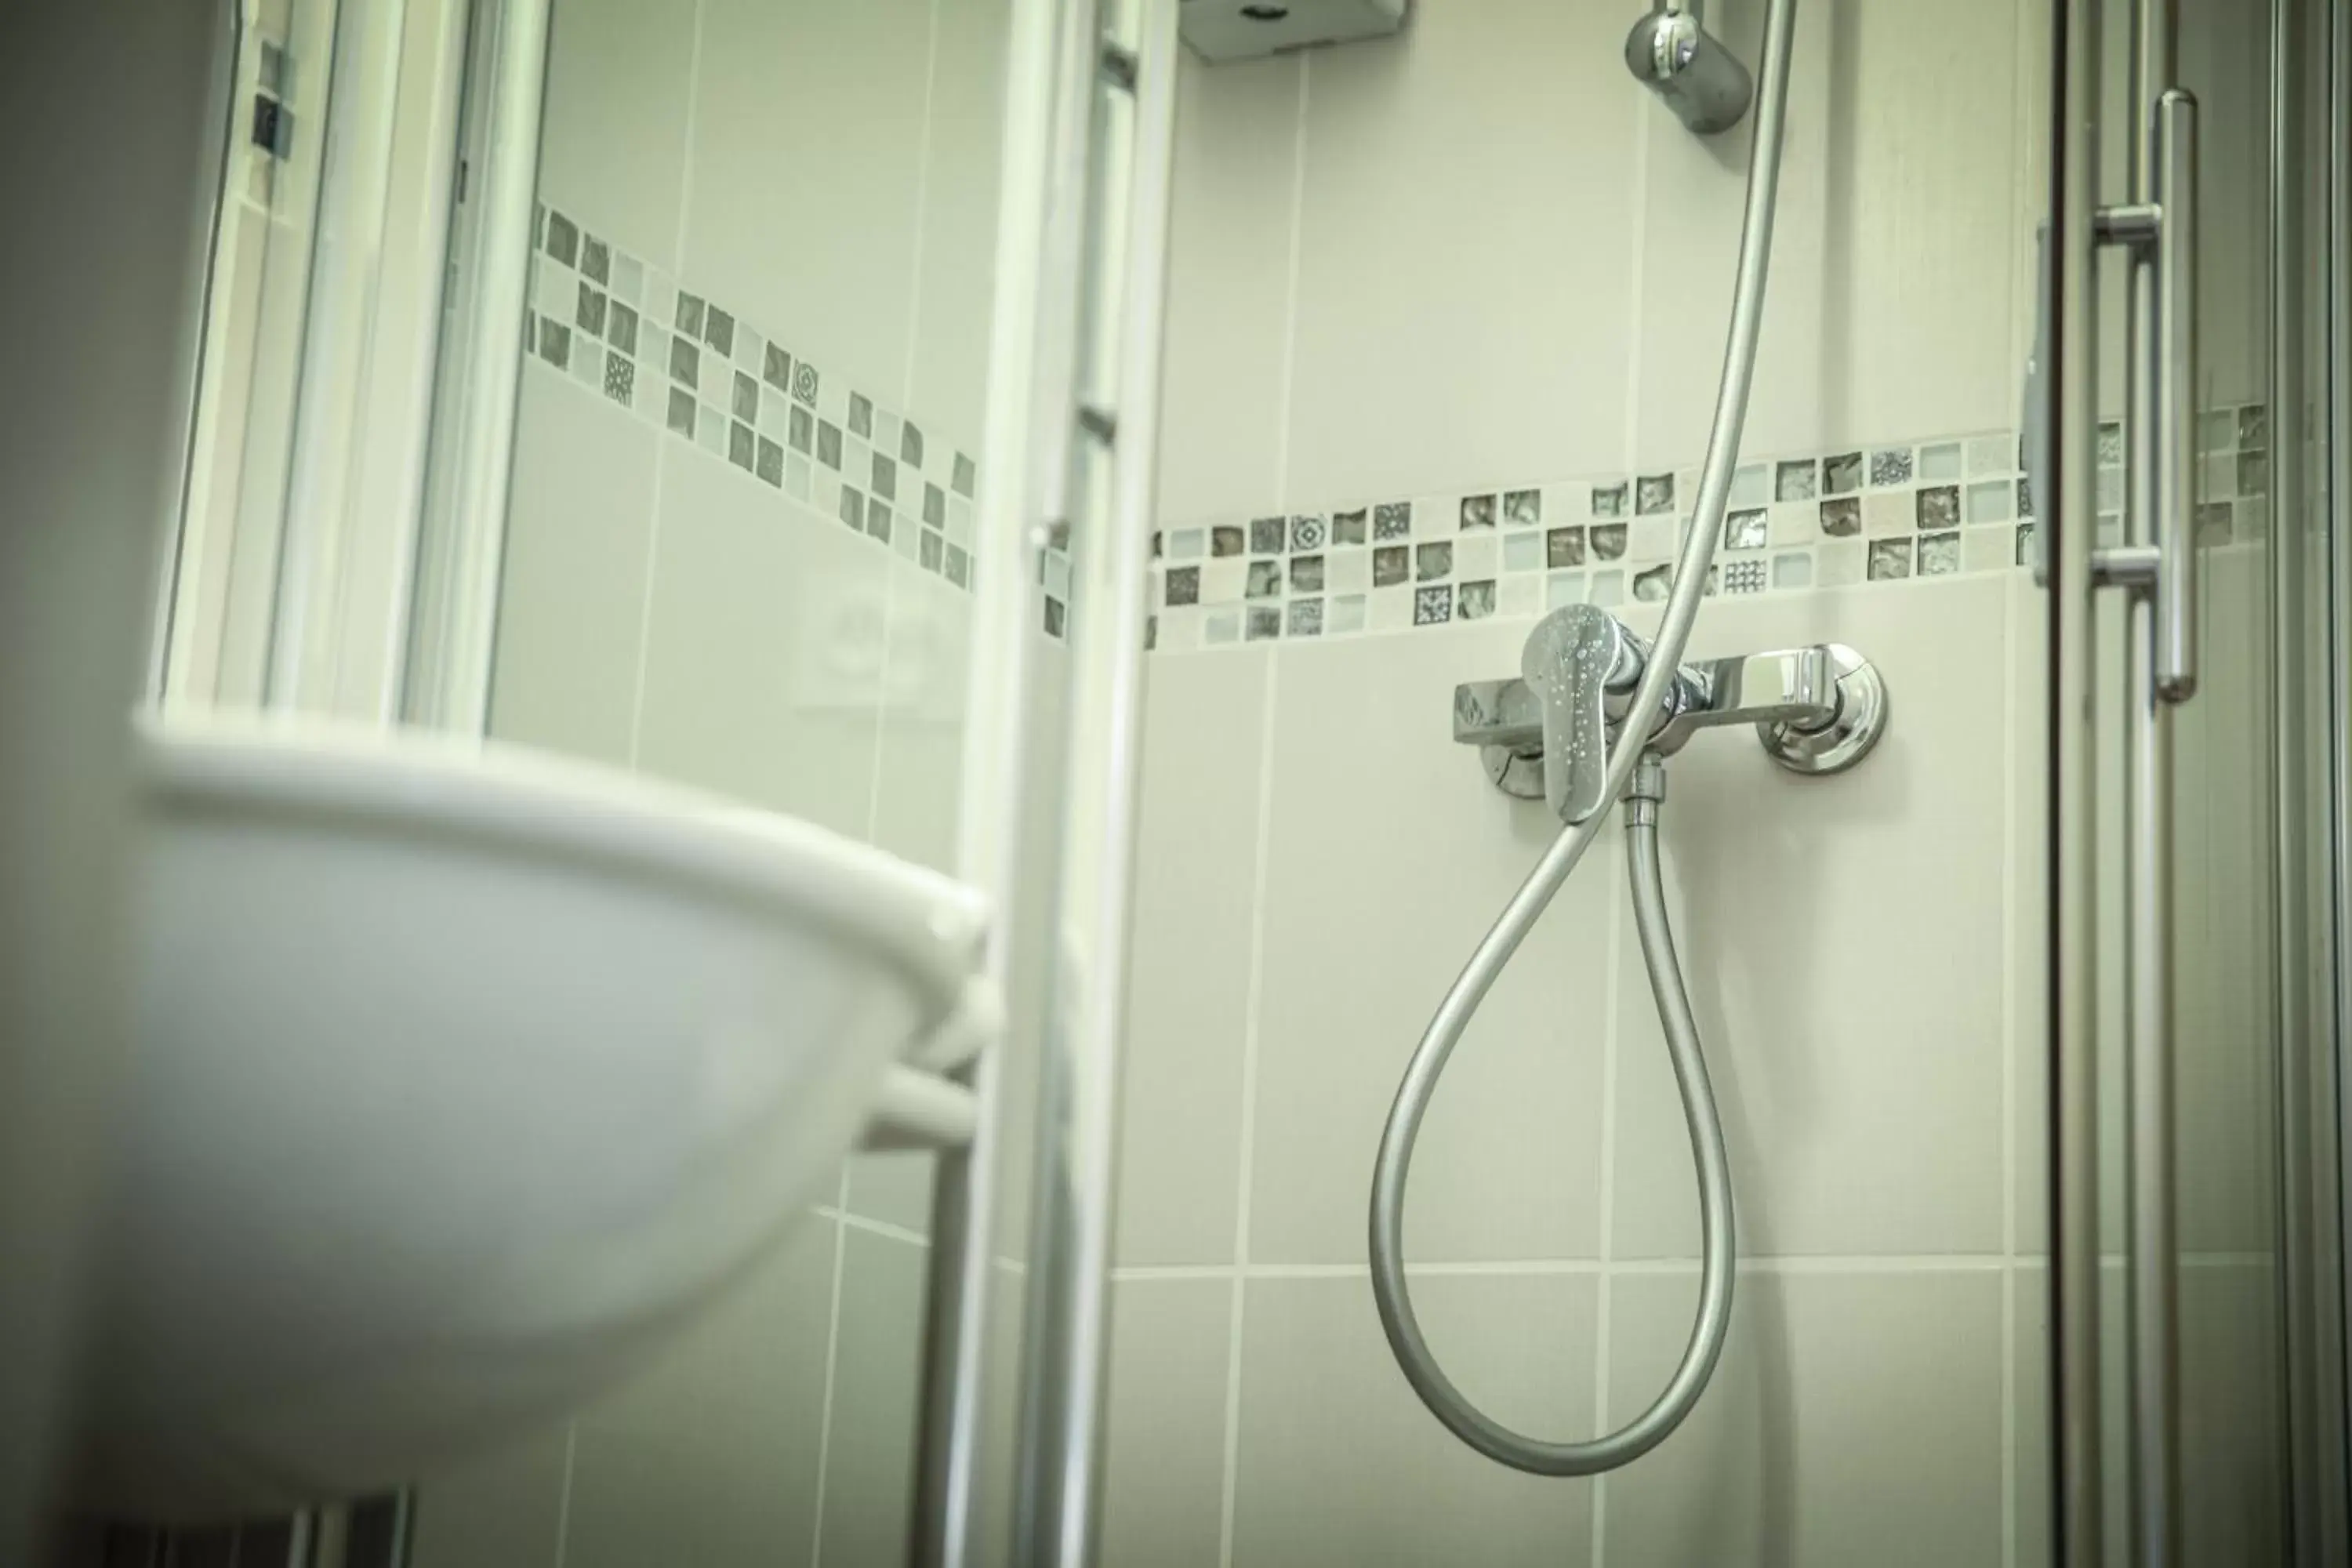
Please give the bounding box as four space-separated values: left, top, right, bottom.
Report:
1366 0 1797 1477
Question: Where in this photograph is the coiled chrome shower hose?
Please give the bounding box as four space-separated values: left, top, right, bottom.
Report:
1366 0 1797 1477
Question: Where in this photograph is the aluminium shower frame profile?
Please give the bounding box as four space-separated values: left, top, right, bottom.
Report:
913 0 1181 1562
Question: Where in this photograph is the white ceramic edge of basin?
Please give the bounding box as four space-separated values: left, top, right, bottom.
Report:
865 1064 982 1152
131 713 995 1058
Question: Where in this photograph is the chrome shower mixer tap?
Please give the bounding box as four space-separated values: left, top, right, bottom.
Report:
1453 604 1890 820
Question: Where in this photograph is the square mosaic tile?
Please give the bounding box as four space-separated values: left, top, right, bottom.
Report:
1867 539 1914 580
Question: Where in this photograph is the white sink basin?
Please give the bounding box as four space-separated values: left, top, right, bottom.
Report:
79 716 992 1520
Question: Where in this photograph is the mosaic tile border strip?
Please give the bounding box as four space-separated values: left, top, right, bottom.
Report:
1146 405 2271 652
523 201 1028 609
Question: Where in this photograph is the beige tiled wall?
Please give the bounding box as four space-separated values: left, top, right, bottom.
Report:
412 0 1011 1563
1108 575 2044 1567
1107 1 2287 1560
1112 2 2055 1564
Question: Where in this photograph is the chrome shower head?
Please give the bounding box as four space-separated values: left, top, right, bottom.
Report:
1624 2 1753 136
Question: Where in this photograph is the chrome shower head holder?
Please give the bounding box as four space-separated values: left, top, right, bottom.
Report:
1625 0 1754 135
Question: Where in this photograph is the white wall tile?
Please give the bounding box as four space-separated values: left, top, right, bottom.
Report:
2173 546 2279 1254
1099 1279 1235 1568
1629 0 1834 470
817 1227 931 1566
408 1431 569 1568
1803 0 2025 449
2013 1261 2131 1568
1282 0 1641 503
2180 5 2274 410
1117 648 1272 1265
487 376 658 768
1229 1272 1596 1566
1247 624 1617 1265
1156 53 1305 523
2011 569 2052 1255
870 557 975 873
2180 1260 2286 1562
845 1150 936 1236
682 0 934 409
561 1216 835 1568
633 462 888 835
539 0 700 269
1603 1268 2004 1568
1608 578 2010 1259
906 0 1013 447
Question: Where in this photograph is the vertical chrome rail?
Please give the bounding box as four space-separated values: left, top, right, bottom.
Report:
910 0 1091 1560
2089 2 2197 1559
1004 0 1112 1546
2266 0 2326 1555
264 0 409 710
1010 0 1180 1558
400 0 549 734
2329 0 2352 1552
2049 0 2106 1559
2151 91 2198 704
2136 79 2194 1568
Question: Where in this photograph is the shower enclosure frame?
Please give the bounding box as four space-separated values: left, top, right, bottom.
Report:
2046 0 2352 1561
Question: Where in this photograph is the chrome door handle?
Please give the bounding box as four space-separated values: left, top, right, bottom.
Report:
2089 91 2199 706
2154 88 2198 702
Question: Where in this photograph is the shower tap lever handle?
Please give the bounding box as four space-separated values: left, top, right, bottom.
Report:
1520 605 1648 824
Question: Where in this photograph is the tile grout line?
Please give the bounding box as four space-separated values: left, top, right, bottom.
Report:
807 1174 853 1568
550 1423 577 1568
623 0 710 770
1214 56 1314 1568
818 1205 935 1251
858 0 951 851
1590 820 1630 1566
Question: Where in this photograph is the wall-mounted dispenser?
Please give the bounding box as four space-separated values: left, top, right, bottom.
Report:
1178 0 1408 62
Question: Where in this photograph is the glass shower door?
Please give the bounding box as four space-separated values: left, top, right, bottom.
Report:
2047 0 2343 1561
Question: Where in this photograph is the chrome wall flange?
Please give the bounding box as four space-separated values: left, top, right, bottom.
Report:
1480 744 1547 801
1756 644 1887 776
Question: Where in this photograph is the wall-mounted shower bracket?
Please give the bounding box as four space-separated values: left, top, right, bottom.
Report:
1453 604 1889 818
1624 0 1754 135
